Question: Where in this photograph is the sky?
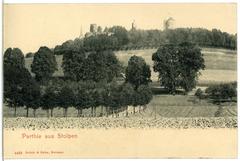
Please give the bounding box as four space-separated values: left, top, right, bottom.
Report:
4 3 237 53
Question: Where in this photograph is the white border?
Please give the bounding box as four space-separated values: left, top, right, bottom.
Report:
1 0 239 161
3 0 239 4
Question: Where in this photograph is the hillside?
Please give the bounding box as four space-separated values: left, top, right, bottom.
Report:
25 48 237 85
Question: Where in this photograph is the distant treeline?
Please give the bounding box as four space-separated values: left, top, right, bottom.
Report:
33 27 235 57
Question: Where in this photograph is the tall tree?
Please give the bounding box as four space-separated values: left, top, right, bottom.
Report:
22 76 41 117
31 46 57 83
58 83 75 117
4 48 25 68
84 50 121 82
178 42 205 92
62 49 86 81
41 83 59 117
125 55 151 89
4 65 34 117
136 85 153 111
108 84 122 117
74 83 86 117
119 83 135 117
152 43 205 94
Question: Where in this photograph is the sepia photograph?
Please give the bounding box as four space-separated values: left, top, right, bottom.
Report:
2 3 238 158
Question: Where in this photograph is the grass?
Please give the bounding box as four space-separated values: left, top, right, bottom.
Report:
25 48 237 84
131 95 237 118
3 95 237 118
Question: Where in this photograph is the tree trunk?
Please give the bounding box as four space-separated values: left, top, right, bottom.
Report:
33 109 36 118
26 107 29 117
50 108 53 117
143 105 147 111
77 109 82 117
91 107 93 117
14 106 17 117
125 106 128 117
100 106 103 117
47 109 50 118
63 108 68 117
80 109 82 117
94 107 96 117
106 107 109 117
65 108 68 117
154 106 157 119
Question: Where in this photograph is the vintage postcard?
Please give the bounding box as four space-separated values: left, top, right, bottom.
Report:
3 3 237 159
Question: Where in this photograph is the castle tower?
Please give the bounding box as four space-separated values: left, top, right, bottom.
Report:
163 17 175 30
79 25 83 38
131 20 137 30
90 24 97 33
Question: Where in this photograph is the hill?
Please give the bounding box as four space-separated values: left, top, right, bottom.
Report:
25 48 237 85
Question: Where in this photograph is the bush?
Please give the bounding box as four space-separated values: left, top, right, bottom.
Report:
205 82 237 102
195 88 204 100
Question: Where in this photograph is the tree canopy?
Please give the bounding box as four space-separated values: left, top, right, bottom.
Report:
4 48 25 68
152 43 205 94
84 50 121 82
31 46 58 83
62 49 86 81
4 63 40 117
125 55 151 89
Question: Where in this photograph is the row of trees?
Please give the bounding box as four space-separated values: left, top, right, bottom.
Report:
4 48 41 117
4 44 153 117
62 50 122 82
28 45 123 84
47 27 236 56
41 80 152 117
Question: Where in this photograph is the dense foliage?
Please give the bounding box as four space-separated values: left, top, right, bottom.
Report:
125 55 151 89
62 49 86 81
25 52 34 58
83 34 119 51
4 48 40 117
4 48 25 68
84 51 121 82
37 80 152 117
205 82 237 102
152 42 205 94
31 46 58 83
53 27 237 53
62 49 121 82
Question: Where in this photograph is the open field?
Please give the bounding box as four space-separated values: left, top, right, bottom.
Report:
3 95 237 118
115 48 237 84
25 48 237 84
135 95 237 118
